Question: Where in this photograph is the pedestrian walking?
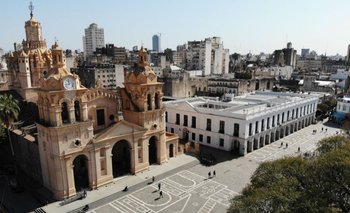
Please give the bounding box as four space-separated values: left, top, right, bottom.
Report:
158 182 161 191
298 147 300 152
160 190 163 198
82 205 89 212
286 143 288 148
325 128 328 132
152 176 155 183
213 170 216 177
83 190 87 198
208 171 211 179
321 127 323 132
280 142 283 147
123 186 128 192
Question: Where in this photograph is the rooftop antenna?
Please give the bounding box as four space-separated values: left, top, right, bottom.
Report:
29 1 34 18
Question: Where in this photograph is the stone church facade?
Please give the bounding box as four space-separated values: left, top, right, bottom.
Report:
7 9 180 200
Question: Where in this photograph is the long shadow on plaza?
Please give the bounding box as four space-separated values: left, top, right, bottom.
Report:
199 145 240 166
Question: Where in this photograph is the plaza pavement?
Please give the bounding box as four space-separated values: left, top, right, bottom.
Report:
42 120 340 213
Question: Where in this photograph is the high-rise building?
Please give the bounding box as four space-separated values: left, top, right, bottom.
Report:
83 23 105 59
346 45 350 64
186 37 230 75
152 34 161 52
301 48 310 58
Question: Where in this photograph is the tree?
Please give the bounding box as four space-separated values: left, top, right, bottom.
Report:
229 136 350 213
0 94 20 156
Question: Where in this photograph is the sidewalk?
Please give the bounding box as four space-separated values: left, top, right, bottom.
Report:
42 154 199 213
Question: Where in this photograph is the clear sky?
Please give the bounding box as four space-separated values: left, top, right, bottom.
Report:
1 0 350 55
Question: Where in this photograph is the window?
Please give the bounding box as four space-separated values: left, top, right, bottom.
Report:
296 108 299 118
96 109 105 126
155 93 159 109
261 119 265 131
219 120 225 134
206 119 211 131
267 117 270 129
287 111 290 120
282 112 285 123
277 114 280 125
192 133 196 140
255 121 259 133
234 123 239 137
165 111 168 122
171 128 174 133
61 102 69 124
207 136 211 144
249 123 252 136
272 115 275 127
147 94 152 111
199 134 203 142
219 138 224 147
184 115 188 126
191 116 196 128
343 105 346 111
176 113 180 125
74 100 81 122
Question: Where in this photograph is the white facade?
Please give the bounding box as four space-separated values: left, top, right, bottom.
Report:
83 23 105 59
268 66 294 79
187 37 229 76
164 91 318 155
337 96 350 114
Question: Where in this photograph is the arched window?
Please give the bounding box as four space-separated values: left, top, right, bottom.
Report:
61 102 69 124
74 100 81 122
147 94 152 111
155 93 159 109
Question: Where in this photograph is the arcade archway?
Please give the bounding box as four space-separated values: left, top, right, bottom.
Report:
112 140 131 178
169 144 174 158
149 136 158 164
73 155 89 192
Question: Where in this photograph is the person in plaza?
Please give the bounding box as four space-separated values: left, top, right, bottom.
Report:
325 128 327 132
286 143 288 148
160 190 163 198
213 170 216 177
123 186 128 192
83 190 87 198
208 171 211 179
321 127 323 132
298 147 300 152
158 182 161 191
152 176 155 183
82 205 89 212
280 142 283 147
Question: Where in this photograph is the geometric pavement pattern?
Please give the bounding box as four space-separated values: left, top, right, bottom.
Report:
89 170 239 213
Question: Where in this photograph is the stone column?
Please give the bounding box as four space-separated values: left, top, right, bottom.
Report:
130 141 137 174
65 157 76 197
82 103 88 122
69 104 75 123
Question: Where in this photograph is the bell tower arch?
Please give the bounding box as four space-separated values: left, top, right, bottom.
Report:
121 47 167 165
36 60 93 199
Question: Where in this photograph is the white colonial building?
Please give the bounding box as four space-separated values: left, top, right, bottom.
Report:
164 91 318 155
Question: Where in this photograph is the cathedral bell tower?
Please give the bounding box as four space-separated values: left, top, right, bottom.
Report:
122 47 167 165
23 2 47 50
36 46 93 199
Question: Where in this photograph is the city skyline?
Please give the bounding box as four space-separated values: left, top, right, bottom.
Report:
1 0 350 56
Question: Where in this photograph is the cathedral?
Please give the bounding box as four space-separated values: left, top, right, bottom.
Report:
6 7 180 200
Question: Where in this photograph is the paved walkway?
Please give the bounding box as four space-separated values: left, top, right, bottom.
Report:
42 120 340 213
42 155 199 213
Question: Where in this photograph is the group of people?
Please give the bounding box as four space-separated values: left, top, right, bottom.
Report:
280 142 288 148
208 170 216 179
